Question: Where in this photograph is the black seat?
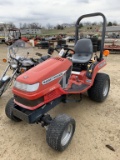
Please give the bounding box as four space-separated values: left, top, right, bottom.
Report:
72 39 93 64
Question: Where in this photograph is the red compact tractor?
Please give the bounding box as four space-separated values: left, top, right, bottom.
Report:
5 13 110 151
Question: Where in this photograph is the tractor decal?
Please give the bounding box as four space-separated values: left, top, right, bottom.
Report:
42 70 66 85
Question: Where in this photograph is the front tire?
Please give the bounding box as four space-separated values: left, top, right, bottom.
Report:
5 98 22 122
46 114 75 151
0 79 10 97
88 73 110 102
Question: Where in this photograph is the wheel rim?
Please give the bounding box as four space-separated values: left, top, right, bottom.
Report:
103 80 109 97
61 123 73 146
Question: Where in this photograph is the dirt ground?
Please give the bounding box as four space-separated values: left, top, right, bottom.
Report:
0 44 120 160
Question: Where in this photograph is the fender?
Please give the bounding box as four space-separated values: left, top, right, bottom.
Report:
1 75 10 82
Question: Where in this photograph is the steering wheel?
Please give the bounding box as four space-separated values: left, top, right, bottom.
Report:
48 47 75 58
61 48 75 58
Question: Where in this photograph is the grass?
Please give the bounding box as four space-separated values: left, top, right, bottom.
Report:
40 27 75 36
21 25 101 38
40 25 101 37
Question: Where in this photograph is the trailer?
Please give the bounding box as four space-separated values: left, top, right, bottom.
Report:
104 39 120 52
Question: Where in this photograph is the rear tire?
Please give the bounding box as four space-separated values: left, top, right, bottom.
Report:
46 114 75 151
88 73 110 102
5 98 22 122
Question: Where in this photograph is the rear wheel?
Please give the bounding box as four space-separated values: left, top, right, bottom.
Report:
46 114 75 151
5 97 22 122
88 73 110 102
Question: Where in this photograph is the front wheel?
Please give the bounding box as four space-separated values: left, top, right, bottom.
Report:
0 79 10 97
5 98 22 122
46 114 75 151
88 73 110 102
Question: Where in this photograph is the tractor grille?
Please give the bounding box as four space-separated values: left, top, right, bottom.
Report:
14 95 44 107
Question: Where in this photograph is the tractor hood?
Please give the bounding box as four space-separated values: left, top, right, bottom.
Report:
13 57 72 94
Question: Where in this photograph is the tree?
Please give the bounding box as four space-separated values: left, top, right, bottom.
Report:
0 26 4 31
19 23 42 29
21 23 28 29
19 23 22 29
28 23 41 29
0 22 16 31
107 22 112 26
112 21 117 26
79 23 83 28
56 24 64 30
84 22 91 26
7 22 16 28
92 22 97 26
46 23 53 29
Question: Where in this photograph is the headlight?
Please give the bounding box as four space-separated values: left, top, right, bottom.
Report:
14 81 39 92
11 64 17 69
10 60 18 69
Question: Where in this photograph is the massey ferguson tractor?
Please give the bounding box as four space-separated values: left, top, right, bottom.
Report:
5 13 110 151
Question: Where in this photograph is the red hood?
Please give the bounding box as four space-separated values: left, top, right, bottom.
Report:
16 57 72 85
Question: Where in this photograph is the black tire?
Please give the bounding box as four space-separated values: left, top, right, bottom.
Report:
88 73 110 102
5 98 22 122
46 114 75 151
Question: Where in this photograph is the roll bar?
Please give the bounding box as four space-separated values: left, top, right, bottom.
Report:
75 12 107 61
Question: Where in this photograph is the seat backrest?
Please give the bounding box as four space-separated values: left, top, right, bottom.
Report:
72 38 93 63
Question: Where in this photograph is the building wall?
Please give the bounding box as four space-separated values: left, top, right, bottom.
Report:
20 29 41 35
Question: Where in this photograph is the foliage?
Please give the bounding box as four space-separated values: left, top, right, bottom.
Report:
56 25 64 30
107 22 113 26
79 23 83 28
19 23 42 29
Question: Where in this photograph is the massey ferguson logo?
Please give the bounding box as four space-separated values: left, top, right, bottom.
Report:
42 71 66 85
